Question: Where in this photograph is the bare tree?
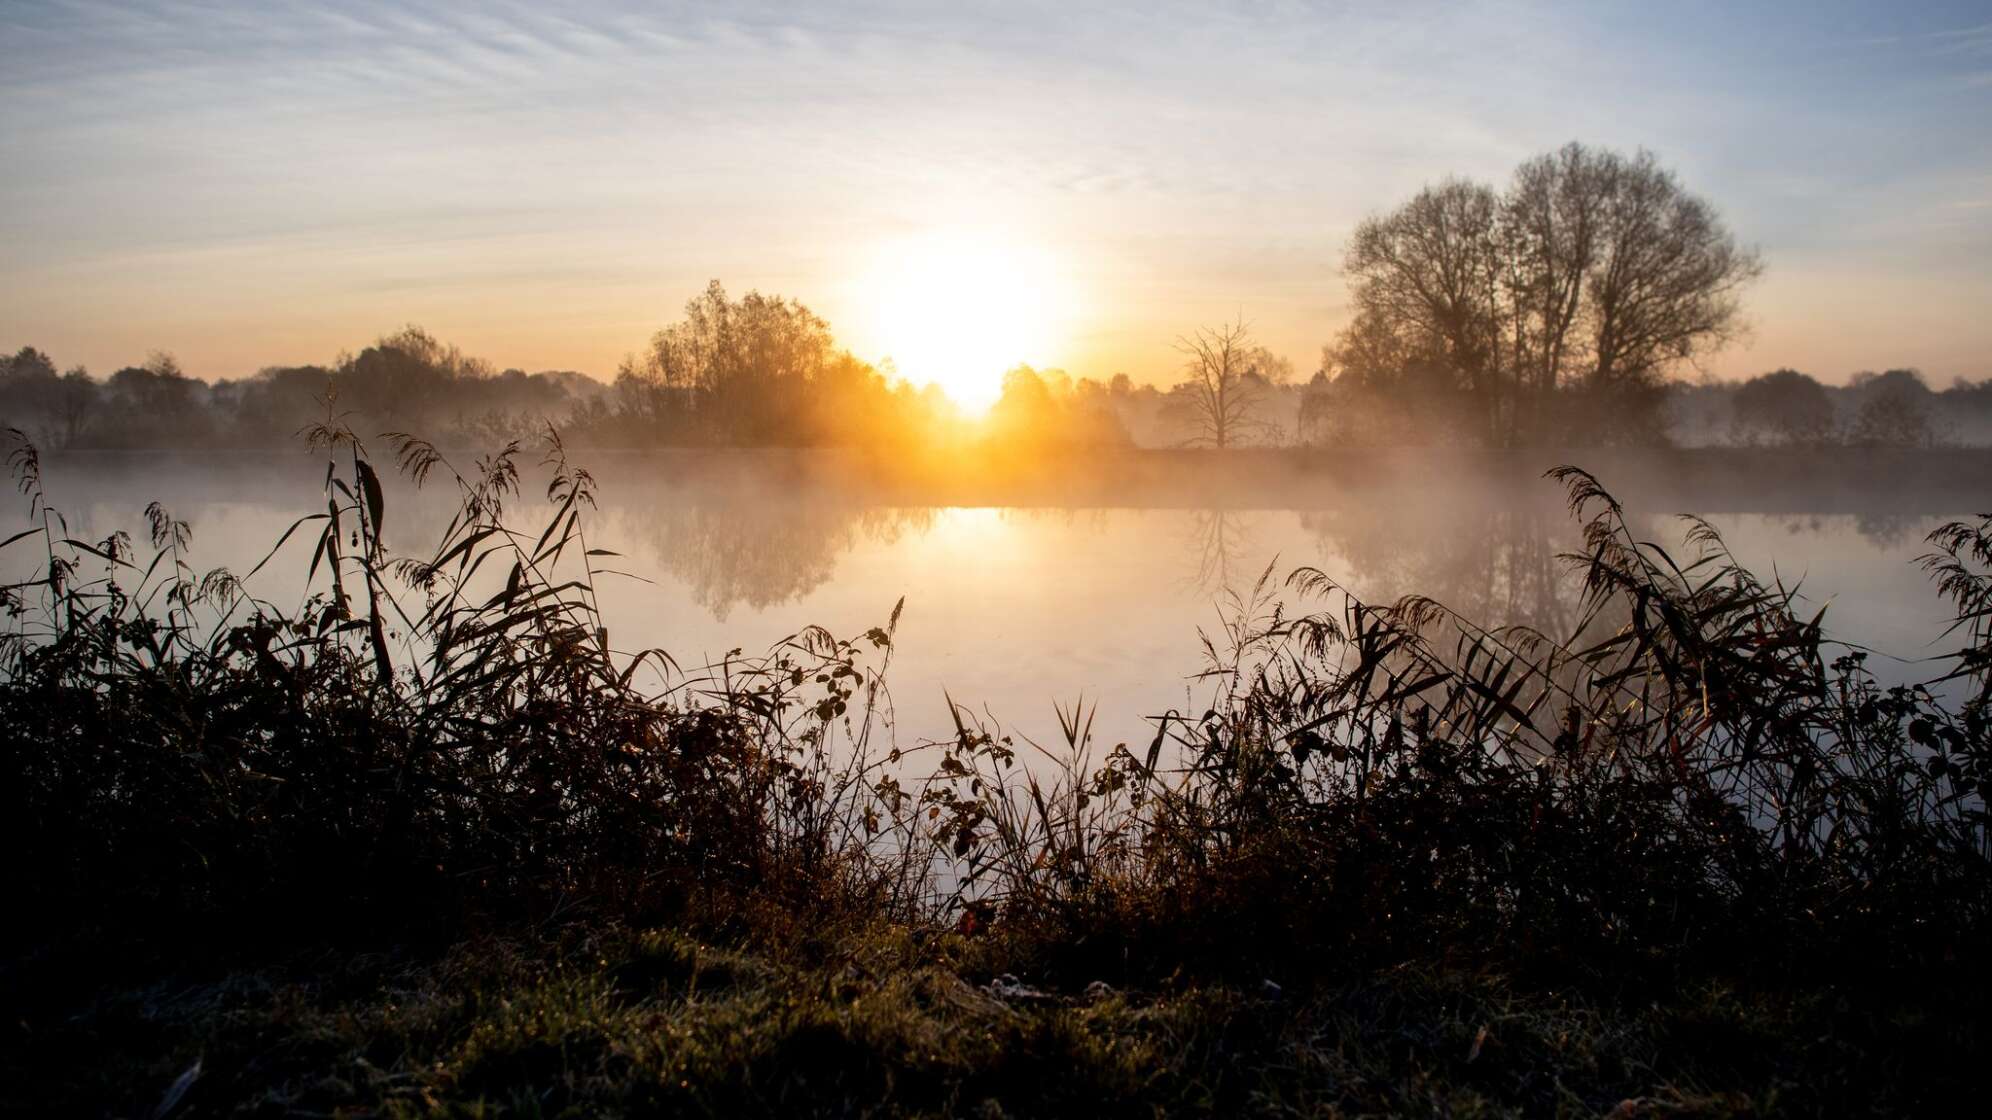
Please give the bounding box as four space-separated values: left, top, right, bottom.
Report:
1345 179 1507 438
1585 149 1762 392
1500 143 1615 408
1173 320 1286 449
1333 143 1761 445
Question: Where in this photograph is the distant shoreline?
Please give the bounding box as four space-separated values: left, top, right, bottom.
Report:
41 443 1992 515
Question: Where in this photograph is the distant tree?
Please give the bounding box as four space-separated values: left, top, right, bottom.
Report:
93 352 207 446
1850 368 1935 447
107 353 199 415
229 365 335 446
991 365 1055 427
52 366 95 448
338 328 484 430
1731 368 1834 445
986 365 1129 449
1297 370 1334 445
1173 321 1287 449
619 281 842 444
1 346 57 383
1577 149 1760 394
1503 146 1610 410
1333 142 1761 445
0 348 90 447
1939 377 1992 446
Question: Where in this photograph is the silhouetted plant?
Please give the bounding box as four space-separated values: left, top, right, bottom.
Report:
920 467 1989 980
0 422 924 939
2 428 1985 993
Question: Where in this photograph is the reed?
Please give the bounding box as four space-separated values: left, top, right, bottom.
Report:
2 426 1987 1113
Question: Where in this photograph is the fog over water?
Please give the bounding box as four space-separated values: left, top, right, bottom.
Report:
12 449 1976 750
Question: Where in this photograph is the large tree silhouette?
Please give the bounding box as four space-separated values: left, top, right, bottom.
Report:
1331 143 1762 446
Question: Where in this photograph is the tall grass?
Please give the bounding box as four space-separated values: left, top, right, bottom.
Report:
0 420 924 941
2 427 1986 988
920 470 1991 980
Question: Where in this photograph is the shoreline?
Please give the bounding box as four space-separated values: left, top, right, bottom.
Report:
41 443 1992 514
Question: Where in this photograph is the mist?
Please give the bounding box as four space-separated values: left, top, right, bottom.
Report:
5 10 1990 1116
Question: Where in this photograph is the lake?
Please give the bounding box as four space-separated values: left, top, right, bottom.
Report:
9 447 1984 752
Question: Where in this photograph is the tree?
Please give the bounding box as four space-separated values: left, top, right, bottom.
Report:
1732 368 1834 445
1333 143 1761 445
1 346 57 383
1173 320 1287 449
1297 370 1334 445
1850 369 1934 447
1345 180 1506 439
984 365 1130 449
1582 149 1761 397
1501 145 1615 410
52 367 96 448
619 281 840 444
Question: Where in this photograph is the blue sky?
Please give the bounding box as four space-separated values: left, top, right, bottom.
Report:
2 0 1988 386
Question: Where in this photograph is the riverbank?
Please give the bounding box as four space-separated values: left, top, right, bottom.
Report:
6 919 1980 1117
44 443 1992 514
5 436 1987 1116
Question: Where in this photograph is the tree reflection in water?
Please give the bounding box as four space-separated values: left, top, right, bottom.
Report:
626 500 933 621
1301 498 1581 640
1184 507 1256 598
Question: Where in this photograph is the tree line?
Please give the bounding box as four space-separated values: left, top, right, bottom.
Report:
0 329 601 451
2 143 1981 451
1669 366 1980 448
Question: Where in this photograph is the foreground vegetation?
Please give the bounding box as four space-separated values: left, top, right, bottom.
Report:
2 423 1988 1115
15 921 1982 1118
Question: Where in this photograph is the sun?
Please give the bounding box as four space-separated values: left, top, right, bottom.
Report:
859 231 1068 412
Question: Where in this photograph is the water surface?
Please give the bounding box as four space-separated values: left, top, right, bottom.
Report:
10 449 1973 751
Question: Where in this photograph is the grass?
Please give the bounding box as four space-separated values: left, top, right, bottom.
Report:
1 419 1988 1115
10 922 1982 1117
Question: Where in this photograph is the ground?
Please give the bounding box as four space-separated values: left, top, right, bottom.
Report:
5 923 1973 1118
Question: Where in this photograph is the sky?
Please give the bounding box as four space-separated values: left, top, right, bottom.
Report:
2 0 1990 391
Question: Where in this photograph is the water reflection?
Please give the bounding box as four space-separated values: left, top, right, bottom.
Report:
625 501 933 621
7 451 1967 743
1184 508 1256 597
1301 502 1579 638
1852 512 1919 551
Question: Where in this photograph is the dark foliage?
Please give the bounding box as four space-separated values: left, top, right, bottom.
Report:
2 428 1988 1112
0 422 919 943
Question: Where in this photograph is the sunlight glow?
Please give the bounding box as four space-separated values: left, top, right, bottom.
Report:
858 231 1069 412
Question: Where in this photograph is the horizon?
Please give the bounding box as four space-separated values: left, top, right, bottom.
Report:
3 1 1990 394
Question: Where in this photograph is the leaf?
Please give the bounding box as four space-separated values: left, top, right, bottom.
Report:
59 538 133 567
307 526 330 584
356 458 385 538
245 513 328 581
